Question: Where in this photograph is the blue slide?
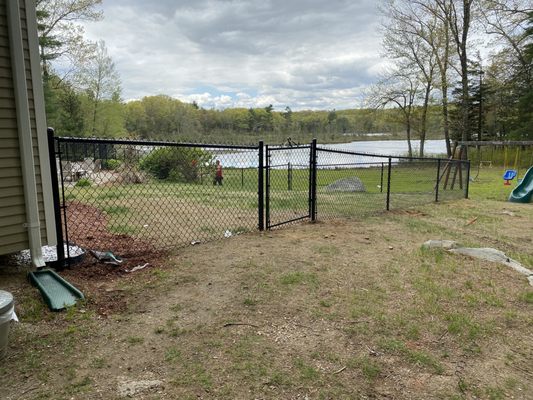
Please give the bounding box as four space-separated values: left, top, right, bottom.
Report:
509 166 533 203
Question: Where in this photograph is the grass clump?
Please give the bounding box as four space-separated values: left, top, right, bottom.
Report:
126 336 144 345
519 291 533 304
379 338 444 374
243 298 258 306
294 358 320 381
103 205 129 215
75 178 91 187
349 356 382 380
280 271 318 286
164 347 182 362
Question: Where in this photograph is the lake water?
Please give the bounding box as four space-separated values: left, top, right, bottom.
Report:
324 139 447 156
215 139 448 168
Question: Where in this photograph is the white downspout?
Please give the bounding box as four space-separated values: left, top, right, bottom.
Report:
7 0 45 268
25 0 57 247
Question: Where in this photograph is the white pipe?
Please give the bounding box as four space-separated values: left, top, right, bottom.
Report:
25 0 57 246
7 0 45 268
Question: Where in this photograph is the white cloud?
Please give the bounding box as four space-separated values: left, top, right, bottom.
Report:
80 0 383 110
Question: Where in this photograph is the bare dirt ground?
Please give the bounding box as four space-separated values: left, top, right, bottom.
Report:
1 199 532 399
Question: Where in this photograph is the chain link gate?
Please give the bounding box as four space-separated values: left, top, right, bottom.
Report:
265 143 315 229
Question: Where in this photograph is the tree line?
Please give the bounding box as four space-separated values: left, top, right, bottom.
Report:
38 1 532 152
371 0 532 157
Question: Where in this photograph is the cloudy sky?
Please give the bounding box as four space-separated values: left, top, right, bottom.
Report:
82 0 386 110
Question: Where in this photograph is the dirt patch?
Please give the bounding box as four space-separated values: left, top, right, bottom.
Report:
1 201 532 399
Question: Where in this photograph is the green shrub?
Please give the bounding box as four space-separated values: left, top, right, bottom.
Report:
75 178 92 187
140 147 213 183
105 159 122 170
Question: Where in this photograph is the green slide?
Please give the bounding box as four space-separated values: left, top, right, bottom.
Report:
509 166 533 203
28 269 84 311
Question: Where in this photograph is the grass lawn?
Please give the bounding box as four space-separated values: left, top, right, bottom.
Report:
62 162 466 247
0 166 531 399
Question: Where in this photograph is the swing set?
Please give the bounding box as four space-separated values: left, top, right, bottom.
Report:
459 140 533 185
502 146 520 185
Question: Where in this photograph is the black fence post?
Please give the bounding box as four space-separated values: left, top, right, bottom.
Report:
380 162 384 193
258 141 264 231
465 160 471 199
435 159 441 202
386 157 392 211
310 139 317 222
265 144 270 229
47 128 65 267
288 162 292 191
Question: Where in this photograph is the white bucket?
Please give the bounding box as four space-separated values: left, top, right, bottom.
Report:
0 290 14 359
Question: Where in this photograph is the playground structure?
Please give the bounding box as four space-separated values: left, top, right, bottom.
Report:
459 140 533 203
438 142 468 191
459 140 533 177
509 166 533 203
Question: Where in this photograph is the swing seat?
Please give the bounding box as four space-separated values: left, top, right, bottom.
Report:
503 169 517 185
503 170 517 181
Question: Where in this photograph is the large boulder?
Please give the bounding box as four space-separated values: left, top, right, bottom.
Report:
325 177 366 192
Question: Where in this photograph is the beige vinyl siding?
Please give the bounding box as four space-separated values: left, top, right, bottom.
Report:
0 0 49 255
0 1 28 254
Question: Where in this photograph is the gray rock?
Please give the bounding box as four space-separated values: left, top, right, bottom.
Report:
422 240 459 250
450 247 533 286
326 177 366 192
117 379 163 398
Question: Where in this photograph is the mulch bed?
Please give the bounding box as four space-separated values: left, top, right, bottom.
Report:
59 202 168 315
63 202 164 274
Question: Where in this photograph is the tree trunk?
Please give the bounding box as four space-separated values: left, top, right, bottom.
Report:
442 23 452 157
460 53 470 141
459 0 471 141
406 114 413 158
91 99 98 136
420 80 432 158
442 83 451 157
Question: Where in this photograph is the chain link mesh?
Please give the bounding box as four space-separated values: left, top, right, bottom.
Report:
54 138 469 257
266 146 311 228
57 138 260 254
314 147 469 219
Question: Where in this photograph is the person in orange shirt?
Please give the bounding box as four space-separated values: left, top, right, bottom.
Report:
213 160 223 185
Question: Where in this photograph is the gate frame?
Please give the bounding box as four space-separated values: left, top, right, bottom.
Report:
265 143 313 229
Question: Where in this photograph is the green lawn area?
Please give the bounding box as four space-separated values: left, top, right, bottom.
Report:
468 167 522 201
64 162 471 247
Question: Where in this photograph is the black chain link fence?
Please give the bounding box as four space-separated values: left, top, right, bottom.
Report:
315 146 469 219
55 137 262 256
50 134 469 262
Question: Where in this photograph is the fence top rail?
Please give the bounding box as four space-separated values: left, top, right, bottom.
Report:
458 140 533 146
318 161 388 167
269 163 309 168
315 145 466 163
267 144 311 151
55 136 260 150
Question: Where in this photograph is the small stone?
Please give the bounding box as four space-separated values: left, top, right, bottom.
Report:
388 246 394 250
422 240 459 250
117 379 163 398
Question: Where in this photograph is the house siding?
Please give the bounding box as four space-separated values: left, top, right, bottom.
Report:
0 0 50 255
